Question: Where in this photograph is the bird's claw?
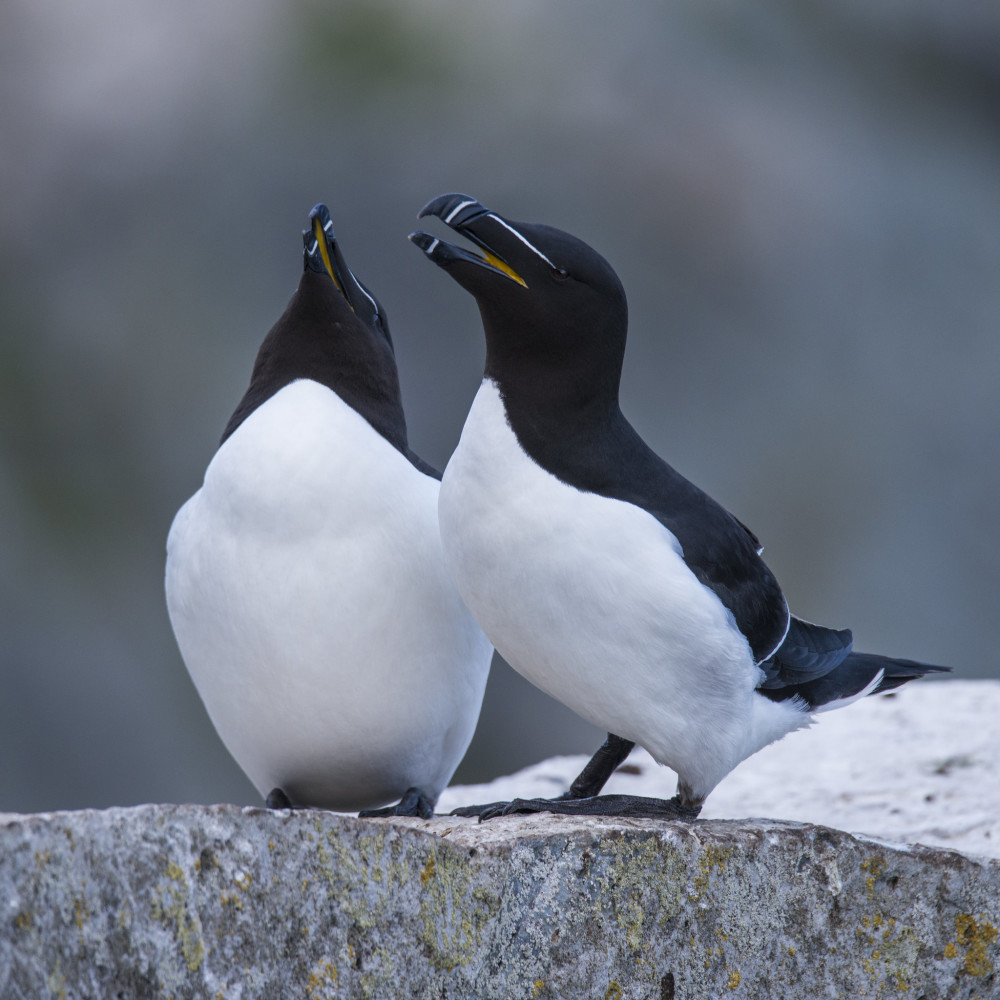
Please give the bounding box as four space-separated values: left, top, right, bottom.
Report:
359 786 435 819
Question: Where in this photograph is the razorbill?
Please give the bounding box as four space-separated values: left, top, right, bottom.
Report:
410 193 950 820
165 204 492 818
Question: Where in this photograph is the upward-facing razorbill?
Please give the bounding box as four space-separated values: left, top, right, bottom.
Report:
165 204 492 818
411 193 950 820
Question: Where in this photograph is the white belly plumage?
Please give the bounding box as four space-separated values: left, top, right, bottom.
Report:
165 379 492 810
438 380 805 800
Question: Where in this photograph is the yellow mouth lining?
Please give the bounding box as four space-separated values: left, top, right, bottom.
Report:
313 217 343 293
475 246 527 287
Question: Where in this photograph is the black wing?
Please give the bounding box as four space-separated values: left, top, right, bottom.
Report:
759 616 951 709
501 398 790 662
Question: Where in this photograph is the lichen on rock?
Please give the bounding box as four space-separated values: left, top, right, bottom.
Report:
1 805 997 999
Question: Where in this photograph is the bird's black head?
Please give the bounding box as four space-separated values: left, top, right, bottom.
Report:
411 194 628 411
221 204 408 452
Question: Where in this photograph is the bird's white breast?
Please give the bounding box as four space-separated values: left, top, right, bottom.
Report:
166 379 491 809
438 380 804 799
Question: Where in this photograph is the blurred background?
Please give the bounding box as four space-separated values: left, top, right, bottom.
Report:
1 0 997 812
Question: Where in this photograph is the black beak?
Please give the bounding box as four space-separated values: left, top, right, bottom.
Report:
409 193 528 288
418 193 492 228
302 204 384 331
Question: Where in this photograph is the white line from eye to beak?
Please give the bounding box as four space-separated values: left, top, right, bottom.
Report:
486 215 556 268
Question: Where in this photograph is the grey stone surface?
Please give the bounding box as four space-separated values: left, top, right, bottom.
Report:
1 804 998 999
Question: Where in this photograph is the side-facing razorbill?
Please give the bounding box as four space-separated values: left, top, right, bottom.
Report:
165 204 492 818
410 193 950 820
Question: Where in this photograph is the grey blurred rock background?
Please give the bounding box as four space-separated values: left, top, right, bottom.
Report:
1 0 997 812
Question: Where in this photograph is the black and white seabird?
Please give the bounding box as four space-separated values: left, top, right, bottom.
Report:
165 204 492 818
410 193 950 820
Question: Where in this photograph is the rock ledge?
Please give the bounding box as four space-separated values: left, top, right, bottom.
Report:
2 804 998 999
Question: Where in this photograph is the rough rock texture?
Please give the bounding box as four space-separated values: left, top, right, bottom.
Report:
2 805 998 999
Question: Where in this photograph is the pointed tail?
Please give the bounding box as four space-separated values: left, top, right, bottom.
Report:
847 652 951 695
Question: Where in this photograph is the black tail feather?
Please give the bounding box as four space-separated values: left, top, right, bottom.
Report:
759 649 951 711
846 652 952 695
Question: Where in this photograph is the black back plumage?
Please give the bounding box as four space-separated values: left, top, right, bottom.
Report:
413 193 951 703
414 195 787 662
222 205 437 479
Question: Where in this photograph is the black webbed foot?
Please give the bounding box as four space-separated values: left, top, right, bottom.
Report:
265 787 296 810
452 794 702 823
450 800 512 819
450 733 643 821
358 786 435 820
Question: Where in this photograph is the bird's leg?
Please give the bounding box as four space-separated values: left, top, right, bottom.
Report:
358 786 435 820
451 733 705 822
675 780 704 811
560 733 636 799
452 733 651 820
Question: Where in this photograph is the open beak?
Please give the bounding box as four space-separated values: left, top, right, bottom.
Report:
409 193 528 288
302 204 383 329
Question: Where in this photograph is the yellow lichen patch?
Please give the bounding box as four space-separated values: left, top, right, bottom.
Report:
421 853 437 886
691 844 734 902
417 846 499 972
855 906 921 994
357 946 398 998
46 957 68 1000
860 856 887 899
13 911 33 930
727 969 742 989
233 871 253 892
954 913 998 977
704 942 727 970
305 959 339 999
73 895 90 930
532 981 545 997
151 860 206 972
220 891 243 910
605 983 623 1000
319 826 395 900
597 835 688 953
944 942 958 960
787 946 796 957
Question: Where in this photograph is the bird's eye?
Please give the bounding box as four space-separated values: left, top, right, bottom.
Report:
553 267 569 280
